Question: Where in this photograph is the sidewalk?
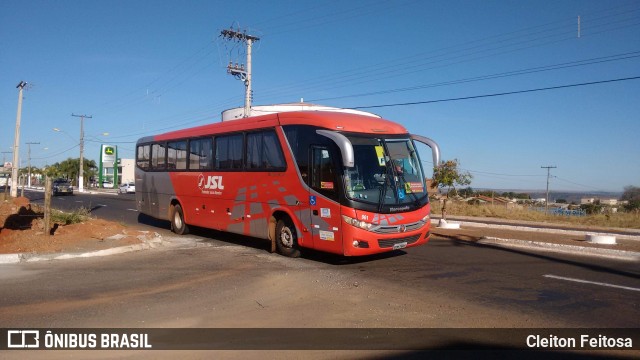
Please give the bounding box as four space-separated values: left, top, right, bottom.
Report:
431 216 640 261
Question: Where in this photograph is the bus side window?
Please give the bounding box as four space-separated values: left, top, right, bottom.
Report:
247 130 286 170
189 138 213 170
137 144 150 170
216 134 244 170
151 143 166 170
311 146 337 200
167 140 187 170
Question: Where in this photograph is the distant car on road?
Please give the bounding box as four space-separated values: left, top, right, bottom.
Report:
52 179 74 196
119 182 135 194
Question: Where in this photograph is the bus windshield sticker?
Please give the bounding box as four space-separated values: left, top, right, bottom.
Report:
405 182 424 193
319 230 335 241
320 182 334 189
397 188 406 200
321 208 331 218
321 149 330 159
375 146 385 166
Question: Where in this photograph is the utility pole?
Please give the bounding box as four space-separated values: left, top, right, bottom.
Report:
26 142 40 188
1 151 11 200
220 28 260 117
71 114 92 193
11 81 27 198
541 165 557 213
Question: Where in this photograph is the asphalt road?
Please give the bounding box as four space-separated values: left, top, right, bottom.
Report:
3 189 639 356
19 189 640 326
24 189 142 226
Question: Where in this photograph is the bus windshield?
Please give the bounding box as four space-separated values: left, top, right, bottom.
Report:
344 136 427 210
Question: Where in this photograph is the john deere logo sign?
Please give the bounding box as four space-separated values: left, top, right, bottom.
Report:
102 145 116 164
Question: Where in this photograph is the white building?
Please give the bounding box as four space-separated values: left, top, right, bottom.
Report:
117 159 135 184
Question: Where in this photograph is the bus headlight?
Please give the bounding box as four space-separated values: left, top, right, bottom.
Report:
422 214 430 223
342 215 375 231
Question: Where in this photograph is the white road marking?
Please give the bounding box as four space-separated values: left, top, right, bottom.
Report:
127 209 138 212
544 274 640 292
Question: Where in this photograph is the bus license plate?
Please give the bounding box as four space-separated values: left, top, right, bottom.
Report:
392 242 407 250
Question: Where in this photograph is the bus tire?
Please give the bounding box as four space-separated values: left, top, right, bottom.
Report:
275 218 300 258
171 204 189 235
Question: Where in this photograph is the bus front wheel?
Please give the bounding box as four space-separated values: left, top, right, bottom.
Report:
275 218 300 258
171 204 189 235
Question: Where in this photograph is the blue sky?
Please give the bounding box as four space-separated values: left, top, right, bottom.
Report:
1 0 638 192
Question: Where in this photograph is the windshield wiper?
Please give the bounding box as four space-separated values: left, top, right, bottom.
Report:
377 164 394 213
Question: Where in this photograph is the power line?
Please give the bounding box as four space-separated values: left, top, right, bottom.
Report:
352 75 640 110
309 50 640 102
256 5 640 103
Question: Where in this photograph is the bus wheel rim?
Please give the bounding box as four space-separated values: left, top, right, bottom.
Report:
280 227 293 248
174 212 183 228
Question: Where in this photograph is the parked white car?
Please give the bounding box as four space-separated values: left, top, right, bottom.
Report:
119 182 135 194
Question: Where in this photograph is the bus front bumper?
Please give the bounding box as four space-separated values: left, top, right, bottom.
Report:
342 225 431 256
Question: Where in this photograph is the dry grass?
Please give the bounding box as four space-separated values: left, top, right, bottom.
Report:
430 201 640 229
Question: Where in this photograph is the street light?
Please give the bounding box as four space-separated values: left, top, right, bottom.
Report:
53 128 77 142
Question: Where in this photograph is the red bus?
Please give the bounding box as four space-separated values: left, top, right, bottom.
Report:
135 106 440 257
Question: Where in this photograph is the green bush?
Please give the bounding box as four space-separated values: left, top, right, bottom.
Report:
51 207 91 225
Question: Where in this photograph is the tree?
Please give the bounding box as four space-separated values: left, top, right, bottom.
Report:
430 159 473 221
621 185 640 212
581 200 603 215
459 186 474 198
45 158 98 187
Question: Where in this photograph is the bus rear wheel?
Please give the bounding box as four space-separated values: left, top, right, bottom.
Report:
171 204 189 235
275 218 300 258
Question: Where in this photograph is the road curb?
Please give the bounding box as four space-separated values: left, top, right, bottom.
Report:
433 219 640 241
0 253 22 264
478 236 640 261
0 234 211 265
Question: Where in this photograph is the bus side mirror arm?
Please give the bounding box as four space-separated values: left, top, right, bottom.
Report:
316 130 355 167
411 135 441 168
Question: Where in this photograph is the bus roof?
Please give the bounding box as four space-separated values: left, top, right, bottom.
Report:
147 111 409 143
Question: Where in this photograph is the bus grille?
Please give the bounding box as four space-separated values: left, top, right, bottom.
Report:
371 220 426 234
377 234 422 248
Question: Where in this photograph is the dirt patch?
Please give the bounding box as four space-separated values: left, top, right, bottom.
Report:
0 197 144 255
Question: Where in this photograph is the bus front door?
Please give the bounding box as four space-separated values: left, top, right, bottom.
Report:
309 146 343 254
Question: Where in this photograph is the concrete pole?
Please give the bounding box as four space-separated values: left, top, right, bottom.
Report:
72 114 92 192
11 81 27 198
26 141 39 188
541 166 557 213
244 38 253 117
79 116 84 192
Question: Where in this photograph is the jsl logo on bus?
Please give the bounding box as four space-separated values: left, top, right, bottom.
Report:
198 174 225 192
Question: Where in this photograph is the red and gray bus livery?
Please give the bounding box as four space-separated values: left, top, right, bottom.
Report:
135 109 440 257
